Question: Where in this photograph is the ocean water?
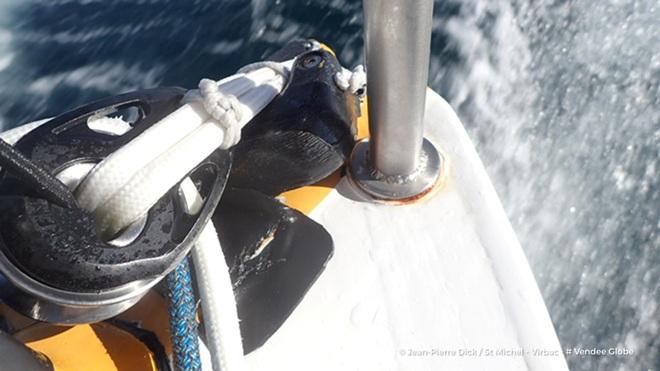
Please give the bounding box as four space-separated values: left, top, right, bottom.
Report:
0 1 657 370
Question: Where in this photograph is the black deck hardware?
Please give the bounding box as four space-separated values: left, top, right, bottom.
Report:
0 88 230 316
206 40 356 352
0 41 353 342
228 41 359 195
213 188 333 354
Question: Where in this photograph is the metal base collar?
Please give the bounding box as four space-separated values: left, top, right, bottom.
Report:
348 138 443 201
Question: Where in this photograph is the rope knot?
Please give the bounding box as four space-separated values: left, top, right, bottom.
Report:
334 65 366 96
198 78 244 148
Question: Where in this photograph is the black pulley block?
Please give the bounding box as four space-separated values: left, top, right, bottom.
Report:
0 88 231 324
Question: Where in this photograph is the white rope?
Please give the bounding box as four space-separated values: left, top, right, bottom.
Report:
76 60 292 237
198 335 214 371
237 61 291 78
193 224 246 371
75 102 209 214
334 65 366 96
0 118 50 145
198 78 243 148
94 121 226 237
178 178 245 371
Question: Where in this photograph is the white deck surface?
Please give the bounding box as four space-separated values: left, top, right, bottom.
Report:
246 90 567 370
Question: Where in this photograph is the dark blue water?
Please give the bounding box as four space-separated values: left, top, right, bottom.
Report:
0 1 657 370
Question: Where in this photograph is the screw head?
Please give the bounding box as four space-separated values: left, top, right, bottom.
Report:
302 54 322 69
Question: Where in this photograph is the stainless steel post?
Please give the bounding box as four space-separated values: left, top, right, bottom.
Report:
349 0 442 200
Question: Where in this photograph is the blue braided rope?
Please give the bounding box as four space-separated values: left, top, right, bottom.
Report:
166 258 202 371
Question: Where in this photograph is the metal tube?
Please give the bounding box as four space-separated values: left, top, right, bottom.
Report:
363 0 434 177
349 0 441 200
